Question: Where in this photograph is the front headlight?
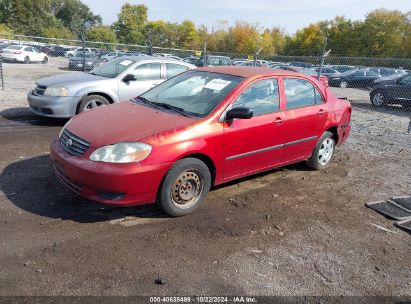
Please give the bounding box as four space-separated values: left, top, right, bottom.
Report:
44 86 69 97
89 142 152 163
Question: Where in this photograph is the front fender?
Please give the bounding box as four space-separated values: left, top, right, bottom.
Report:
74 86 120 103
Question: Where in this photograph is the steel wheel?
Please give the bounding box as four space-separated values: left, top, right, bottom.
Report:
340 81 348 88
171 170 204 209
371 92 385 106
318 138 334 166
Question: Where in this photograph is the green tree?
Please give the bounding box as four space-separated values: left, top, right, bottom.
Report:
42 25 75 39
0 23 13 34
113 3 147 44
54 0 102 37
86 25 117 43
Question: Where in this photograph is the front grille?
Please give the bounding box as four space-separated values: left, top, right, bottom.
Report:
34 85 46 96
60 128 90 156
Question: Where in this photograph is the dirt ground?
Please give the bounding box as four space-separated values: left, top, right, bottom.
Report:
0 58 410 298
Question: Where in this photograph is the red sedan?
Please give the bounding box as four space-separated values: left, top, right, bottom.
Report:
51 67 351 216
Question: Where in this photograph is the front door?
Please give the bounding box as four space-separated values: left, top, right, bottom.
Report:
222 78 288 180
118 62 164 101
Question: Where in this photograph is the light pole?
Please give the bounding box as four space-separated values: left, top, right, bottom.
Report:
317 25 332 81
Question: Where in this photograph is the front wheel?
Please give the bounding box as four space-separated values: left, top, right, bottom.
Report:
42 56 48 64
24 56 30 64
306 131 335 170
157 158 211 217
78 94 110 113
339 81 348 88
370 91 385 107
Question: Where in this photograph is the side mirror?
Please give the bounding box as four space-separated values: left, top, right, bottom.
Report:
225 107 253 120
123 74 137 82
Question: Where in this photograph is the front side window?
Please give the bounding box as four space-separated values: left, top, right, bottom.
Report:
140 71 243 117
132 63 161 80
284 78 323 109
231 79 280 116
166 63 189 78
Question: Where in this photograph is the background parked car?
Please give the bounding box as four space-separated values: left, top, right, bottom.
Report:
100 51 125 62
68 52 99 70
65 47 94 58
313 66 340 77
0 45 48 63
27 56 195 118
288 61 316 68
370 73 411 107
197 55 232 67
49 46 72 57
328 68 381 88
330 65 357 73
183 56 200 66
271 65 329 87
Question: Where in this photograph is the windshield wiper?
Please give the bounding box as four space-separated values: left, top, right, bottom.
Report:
151 102 190 117
134 96 152 105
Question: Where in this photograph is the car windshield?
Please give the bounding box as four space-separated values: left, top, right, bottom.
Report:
138 71 244 118
7 45 23 50
90 58 135 78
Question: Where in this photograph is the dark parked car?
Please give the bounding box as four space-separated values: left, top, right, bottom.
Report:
68 52 99 70
271 65 329 87
49 46 72 57
314 67 340 77
372 73 404 87
330 65 357 73
369 67 406 77
183 56 200 66
288 61 316 69
370 74 411 107
328 69 381 88
198 55 232 67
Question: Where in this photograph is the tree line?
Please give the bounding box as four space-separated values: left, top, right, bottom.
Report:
0 0 410 57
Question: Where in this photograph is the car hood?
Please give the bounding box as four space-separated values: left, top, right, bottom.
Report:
66 102 197 148
36 72 106 87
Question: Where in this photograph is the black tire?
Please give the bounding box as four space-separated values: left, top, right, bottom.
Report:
157 158 211 217
78 94 110 113
370 91 386 107
24 56 30 64
42 56 48 64
306 131 335 171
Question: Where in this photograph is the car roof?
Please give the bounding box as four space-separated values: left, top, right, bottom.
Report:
119 55 192 64
196 66 304 78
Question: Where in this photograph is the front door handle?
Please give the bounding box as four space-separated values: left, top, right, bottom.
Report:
318 109 327 115
274 117 285 124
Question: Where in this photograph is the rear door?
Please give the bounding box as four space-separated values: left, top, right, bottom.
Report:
164 63 190 79
118 62 163 101
222 78 288 180
281 77 329 160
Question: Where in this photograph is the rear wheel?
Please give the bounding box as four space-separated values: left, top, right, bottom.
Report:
42 56 48 64
24 56 30 64
78 95 110 113
339 81 348 88
370 91 385 107
306 131 335 170
157 158 211 217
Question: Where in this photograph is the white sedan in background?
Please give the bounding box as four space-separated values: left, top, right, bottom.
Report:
0 45 48 63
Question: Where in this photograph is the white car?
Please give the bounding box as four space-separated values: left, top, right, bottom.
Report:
64 48 94 58
100 51 124 62
0 45 48 63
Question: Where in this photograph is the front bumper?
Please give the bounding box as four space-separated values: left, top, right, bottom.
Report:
50 139 172 206
27 91 80 118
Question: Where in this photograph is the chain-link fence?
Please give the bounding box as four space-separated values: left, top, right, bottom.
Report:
1 33 410 136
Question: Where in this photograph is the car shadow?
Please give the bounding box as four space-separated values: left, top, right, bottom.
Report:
0 107 68 127
0 155 166 223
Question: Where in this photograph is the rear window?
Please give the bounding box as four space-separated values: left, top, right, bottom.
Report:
7 45 23 50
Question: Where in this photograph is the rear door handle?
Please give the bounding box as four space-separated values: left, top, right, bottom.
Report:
274 117 285 124
318 109 327 115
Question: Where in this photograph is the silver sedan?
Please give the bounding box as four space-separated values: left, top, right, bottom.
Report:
27 56 195 118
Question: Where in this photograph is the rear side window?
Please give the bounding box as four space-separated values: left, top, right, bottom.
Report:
284 78 323 109
132 63 161 80
232 78 280 116
166 63 189 78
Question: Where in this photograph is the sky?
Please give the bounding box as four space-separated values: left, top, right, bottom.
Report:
82 0 411 34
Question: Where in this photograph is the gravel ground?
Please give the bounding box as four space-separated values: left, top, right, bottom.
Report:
0 58 410 298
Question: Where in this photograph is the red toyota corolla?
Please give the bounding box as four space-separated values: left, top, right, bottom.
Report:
51 67 351 216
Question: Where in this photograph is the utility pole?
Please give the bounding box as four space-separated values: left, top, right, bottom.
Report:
0 55 4 90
